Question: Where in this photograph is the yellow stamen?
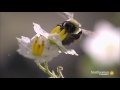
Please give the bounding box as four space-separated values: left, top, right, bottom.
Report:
32 37 39 55
50 26 60 34
61 32 68 41
32 37 45 56
59 29 66 37
37 41 45 56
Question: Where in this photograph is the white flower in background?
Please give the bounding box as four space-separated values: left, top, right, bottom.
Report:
16 22 78 63
81 20 120 67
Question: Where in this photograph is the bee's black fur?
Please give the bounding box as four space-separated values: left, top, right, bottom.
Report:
62 31 82 45
58 21 76 33
57 21 82 45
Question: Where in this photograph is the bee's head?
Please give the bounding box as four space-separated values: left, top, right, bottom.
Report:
62 21 76 33
64 19 81 34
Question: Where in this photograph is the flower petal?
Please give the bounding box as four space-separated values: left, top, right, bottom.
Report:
35 42 60 63
64 49 79 56
48 34 79 56
16 36 35 59
21 36 30 43
81 20 120 67
33 22 49 38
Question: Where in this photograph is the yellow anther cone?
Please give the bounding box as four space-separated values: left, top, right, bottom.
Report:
51 26 60 34
32 37 45 56
61 32 68 41
37 41 45 56
59 29 66 37
32 37 39 55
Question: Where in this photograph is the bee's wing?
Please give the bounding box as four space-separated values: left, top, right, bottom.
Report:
55 12 74 20
81 29 94 37
62 12 74 19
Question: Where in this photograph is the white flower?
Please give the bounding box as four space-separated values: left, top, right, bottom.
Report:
16 22 78 63
81 20 120 67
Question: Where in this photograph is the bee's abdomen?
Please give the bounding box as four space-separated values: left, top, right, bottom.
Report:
73 30 82 39
62 31 82 45
62 37 75 45
62 34 77 45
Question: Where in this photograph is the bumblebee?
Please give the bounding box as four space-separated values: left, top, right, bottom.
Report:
58 19 82 45
51 12 93 45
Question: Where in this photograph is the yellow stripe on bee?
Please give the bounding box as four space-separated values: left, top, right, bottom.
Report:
61 32 68 41
50 26 60 34
32 37 45 56
59 29 66 37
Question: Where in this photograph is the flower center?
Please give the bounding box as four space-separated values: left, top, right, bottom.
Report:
50 26 68 41
32 36 45 56
105 44 115 54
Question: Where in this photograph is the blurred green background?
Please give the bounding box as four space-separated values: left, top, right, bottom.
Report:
0 12 120 78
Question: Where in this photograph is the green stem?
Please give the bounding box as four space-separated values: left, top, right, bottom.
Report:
57 66 64 78
36 61 64 78
36 61 57 78
44 62 57 77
